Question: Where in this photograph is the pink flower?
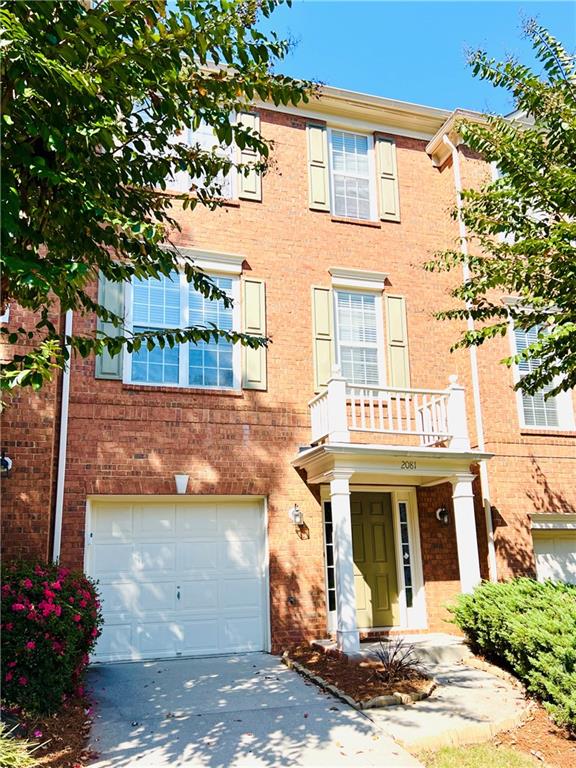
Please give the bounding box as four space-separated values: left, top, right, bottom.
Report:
26 641 36 650
34 565 45 576
2 584 12 596
5 672 13 682
11 603 26 612
91 628 99 637
8 661 17 668
68 597 75 604
33 729 43 739
43 589 55 600
50 580 62 591
4 623 13 631
79 600 87 608
22 578 33 590
72 614 81 622
54 604 62 617
18 676 27 686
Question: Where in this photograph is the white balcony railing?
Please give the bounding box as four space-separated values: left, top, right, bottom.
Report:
309 371 470 450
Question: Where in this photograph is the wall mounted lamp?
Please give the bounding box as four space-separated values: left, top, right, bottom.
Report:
288 504 304 526
1 452 13 478
174 473 189 495
435 506 449 525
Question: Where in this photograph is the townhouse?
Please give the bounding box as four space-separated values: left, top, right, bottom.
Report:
2 85 575 661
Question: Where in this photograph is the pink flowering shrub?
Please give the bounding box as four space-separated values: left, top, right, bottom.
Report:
1 562 103 713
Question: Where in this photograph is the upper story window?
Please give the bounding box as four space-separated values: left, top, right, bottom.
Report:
513 325 574 430
166 121 234 199
128 271 239 389
334 290 383 386
329 130 374 221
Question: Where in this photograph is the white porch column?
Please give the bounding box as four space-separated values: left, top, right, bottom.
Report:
451 473 482 593
329 471 359 654
327 367 350 443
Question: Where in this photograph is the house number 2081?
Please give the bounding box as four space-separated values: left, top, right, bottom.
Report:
401 461 417 470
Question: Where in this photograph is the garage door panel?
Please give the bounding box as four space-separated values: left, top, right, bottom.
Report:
177 541 219 572
93 543 134 575
221 616 262 651
93 505 133 539
133 542 176 573
176 505 218 536
179 619 219 654
89 499 266 661
221 579 261 611
179 580 218 611
220 540 260 573
134 504 175 536
534 533 576 584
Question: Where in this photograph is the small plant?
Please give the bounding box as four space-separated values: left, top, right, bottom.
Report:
1 561 103 714
0 722 39 768
371 637 424 685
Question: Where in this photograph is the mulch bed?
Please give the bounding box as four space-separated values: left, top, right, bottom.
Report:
288 645 431 701
2 696 96 768
493 701 576 768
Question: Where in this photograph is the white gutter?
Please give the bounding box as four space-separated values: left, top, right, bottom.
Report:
52 309 73 562
443 134 498 582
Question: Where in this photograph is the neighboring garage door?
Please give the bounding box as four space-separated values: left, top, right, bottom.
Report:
87 499 267 662
533 531 576 584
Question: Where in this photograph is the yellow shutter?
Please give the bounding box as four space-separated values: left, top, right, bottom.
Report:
385 295 410 388
95 273 124 380
312 286 334 391
375 135 400 222
307 123 330 211
242 278 267 390
237 112 262 201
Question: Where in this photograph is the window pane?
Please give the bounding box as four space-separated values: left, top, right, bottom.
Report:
514 325 560 427
131 326 179 384
188 276 235 389
336 291 380 386
132 273 180 327
331 130 371 220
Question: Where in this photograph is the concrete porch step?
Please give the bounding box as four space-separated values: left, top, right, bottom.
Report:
314 633 472 667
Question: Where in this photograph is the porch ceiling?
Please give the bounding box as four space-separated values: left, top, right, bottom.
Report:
292 442 493 486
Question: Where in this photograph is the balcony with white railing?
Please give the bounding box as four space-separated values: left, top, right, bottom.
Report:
309 370 470 450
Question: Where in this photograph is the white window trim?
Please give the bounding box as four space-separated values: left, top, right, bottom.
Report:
333 287 386 387
531 514 576 531
328 128 378 222
508 318 575 431
329 267 388 292
123 271 241 391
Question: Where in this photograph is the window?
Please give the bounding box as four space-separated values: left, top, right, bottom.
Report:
329 130 374 220
398 501 413 608
513 325 573 429
128 271 239 389
334 290 383 386
323 502 336 615
165 120 234 198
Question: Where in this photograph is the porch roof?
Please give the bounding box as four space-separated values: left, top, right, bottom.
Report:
292 442 493 486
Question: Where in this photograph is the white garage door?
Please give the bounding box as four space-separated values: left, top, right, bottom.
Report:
87 499 267 662
533 532 576 584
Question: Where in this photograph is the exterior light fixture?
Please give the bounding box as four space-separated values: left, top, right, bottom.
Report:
288 504 304 526
174 473 189 495
435 506 449 525
1 452 12 478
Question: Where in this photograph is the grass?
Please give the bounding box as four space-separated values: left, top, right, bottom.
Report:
419 744 542 768
0 722 38 768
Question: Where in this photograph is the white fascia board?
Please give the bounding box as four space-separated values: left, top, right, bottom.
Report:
329 267 388 292
531 514 576 530
176 247 245 275
292 442 493 468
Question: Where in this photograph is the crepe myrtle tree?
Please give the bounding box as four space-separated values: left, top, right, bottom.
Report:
0 0 312 393
426 22 576 398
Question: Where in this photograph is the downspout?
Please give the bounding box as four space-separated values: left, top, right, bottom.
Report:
52 309 73 562
443 134 498 581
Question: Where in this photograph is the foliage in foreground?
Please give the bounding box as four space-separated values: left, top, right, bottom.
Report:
0 0 311 393
419 743 540 768
0 723 38 768
427 22 576 397
372 637 424 684
451 578 576 733
1 562 103 714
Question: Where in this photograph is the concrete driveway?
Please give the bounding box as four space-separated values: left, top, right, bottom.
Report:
87 652 422 768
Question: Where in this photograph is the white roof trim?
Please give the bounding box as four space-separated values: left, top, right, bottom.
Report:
176 247 245 275
531 514 576 531
329 267 388 292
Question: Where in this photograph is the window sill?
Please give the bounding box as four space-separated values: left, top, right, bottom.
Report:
520 428 576 438
123 383 244 397
330 216 381 229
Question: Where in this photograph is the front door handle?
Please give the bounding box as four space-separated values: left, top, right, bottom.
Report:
176 586 181 601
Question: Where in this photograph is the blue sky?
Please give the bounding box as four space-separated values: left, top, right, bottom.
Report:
261 1 575 113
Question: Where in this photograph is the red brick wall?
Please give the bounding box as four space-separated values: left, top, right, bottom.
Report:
3 105 574 649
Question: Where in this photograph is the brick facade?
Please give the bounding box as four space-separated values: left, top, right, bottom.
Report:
2 93 575 651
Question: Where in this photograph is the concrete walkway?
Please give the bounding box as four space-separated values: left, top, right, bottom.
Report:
87 653 422 768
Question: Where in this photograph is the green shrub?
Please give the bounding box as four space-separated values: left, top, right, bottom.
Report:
1 562 103 714
451 578 576 732
0 723 38 768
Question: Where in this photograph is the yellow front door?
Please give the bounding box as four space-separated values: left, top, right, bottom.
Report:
351 493 400 628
